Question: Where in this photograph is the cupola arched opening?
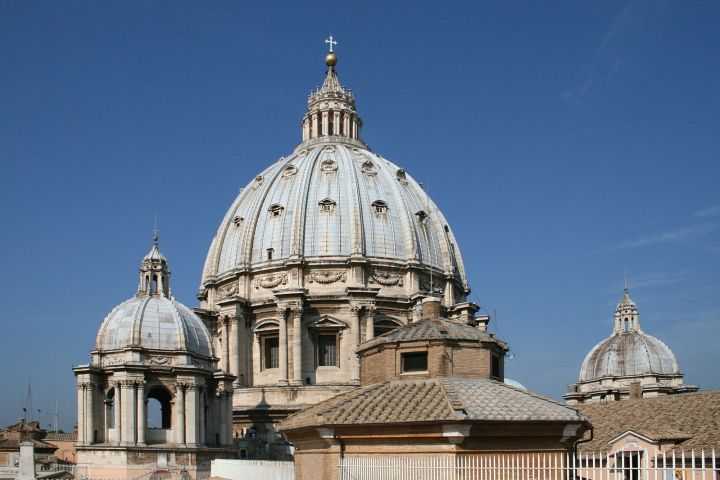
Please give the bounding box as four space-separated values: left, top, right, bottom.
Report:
147 386 173 429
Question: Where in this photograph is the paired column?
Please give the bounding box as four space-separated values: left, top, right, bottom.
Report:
231 315 242 386
113 382 122 445
76 384 86 444
321 111 329 136
85 383 95 444
185 385 198 447
278 307 289 384
120 381 136 446
365 305 376 341
350 304 362 382
198 389 206 446
291 306 303 385
136 382 146 446
312 113 319 139
175 384 186 446
222 316 230 373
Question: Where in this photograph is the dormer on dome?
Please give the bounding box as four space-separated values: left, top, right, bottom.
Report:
301 37 363 145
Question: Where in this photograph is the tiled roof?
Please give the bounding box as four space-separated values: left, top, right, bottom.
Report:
358 318 504 352
279 378 584 432
574 391 720 452
0 439 58 451
43 433 77 442
443 378 584 422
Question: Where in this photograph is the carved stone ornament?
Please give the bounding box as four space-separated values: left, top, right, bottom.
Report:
370 270 404 287
251 175 264 190
282 165 298 178
147 355 171 365
254 273 288 289
217 282 238 299
361 160 377 177
420 278 444 295
306 270 347 284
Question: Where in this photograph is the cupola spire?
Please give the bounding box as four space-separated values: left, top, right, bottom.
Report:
300 37 363 144
613 281 640 334
138 229 171 298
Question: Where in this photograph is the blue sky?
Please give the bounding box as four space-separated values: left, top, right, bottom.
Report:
1 1 718 431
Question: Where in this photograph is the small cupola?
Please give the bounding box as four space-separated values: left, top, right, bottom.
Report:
300 36 363 143
138 234 171 297
613 285 640 334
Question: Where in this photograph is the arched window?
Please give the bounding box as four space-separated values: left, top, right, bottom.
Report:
624 318 629 332
146 387 172 429
105 388 115 428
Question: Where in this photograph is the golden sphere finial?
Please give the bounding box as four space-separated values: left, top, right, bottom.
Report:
325 52 337 67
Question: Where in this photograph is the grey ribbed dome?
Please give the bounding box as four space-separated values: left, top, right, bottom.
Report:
579 332 679 381
95 237 213 358
95 295 213 357
201 142 468 286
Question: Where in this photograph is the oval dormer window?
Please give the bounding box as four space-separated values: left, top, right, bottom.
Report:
396 169 408 185
268 204 284 218
232 216 244 227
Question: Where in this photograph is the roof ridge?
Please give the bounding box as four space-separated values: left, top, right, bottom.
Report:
440 378 468 419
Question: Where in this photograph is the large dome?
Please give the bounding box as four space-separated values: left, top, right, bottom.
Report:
95 295 213 357
579 331 679 381
95 237 213 358
201 143 467 286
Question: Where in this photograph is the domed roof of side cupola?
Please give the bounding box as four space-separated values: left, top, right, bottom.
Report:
201 50 468 291
95 236 213 358
578 288 679 382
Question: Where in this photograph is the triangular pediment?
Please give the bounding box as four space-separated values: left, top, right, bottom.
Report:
311 315 348 329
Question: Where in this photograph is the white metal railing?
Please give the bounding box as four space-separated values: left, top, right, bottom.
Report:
48 463 77 475
211 459 294 480
338 450 719 480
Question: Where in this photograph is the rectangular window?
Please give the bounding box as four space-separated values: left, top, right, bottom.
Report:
492 354 501 378
402 352 428 373
263 336 279 369
317 334 337 367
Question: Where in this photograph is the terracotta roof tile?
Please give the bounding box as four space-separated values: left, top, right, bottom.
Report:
279 378 585 432
575 391 720 453
357 318 504 353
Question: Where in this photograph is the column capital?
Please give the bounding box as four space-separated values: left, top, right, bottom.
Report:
289 303 303 317
350 302 363 316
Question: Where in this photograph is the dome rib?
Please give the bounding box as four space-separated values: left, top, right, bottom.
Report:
201 142 470 288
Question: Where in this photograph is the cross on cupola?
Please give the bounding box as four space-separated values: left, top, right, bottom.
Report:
300 37 364 145
325 35 337 52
